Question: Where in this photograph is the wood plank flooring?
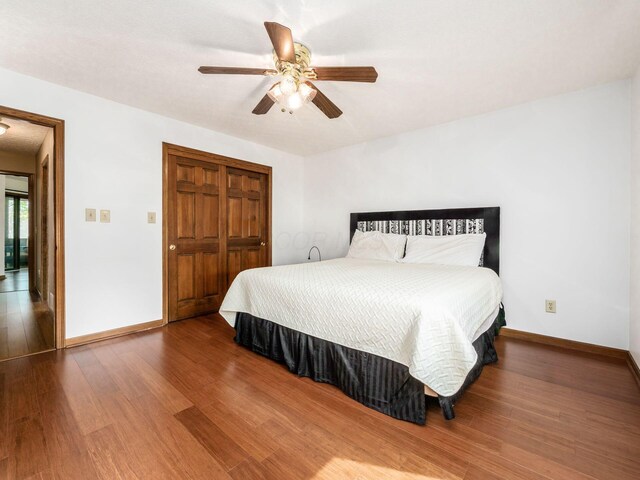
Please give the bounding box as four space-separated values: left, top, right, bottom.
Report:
0 290 54 361
0 314 639 479
0 270 29 293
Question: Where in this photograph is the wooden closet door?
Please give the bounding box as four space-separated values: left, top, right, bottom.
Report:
225 167 269 287
167 155 223 320
165 144 271 322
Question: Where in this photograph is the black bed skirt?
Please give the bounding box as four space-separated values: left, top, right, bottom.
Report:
234 306 506 425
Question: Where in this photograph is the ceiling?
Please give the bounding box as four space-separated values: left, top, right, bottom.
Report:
0 116 50 156
0 1 639 156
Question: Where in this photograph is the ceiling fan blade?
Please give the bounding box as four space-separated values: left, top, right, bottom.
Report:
199 66 277 75
305 82 342 119
264 22 296 63
310 66 378 83
252 94 275 115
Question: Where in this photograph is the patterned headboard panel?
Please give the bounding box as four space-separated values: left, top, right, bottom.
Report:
350 207 500 274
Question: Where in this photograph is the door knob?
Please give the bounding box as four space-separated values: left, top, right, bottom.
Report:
260 242 266 246
169 244 176 251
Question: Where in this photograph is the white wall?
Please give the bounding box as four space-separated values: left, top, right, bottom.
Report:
0 64 633 350
0 151 36 174
0 67 305 339
631 68 640 364
303 81 631 349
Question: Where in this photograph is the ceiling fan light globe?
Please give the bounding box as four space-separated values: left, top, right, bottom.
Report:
267 83 283 102
280 74 297 95
284 91 304 110
298 83 316 102
0 122 9 135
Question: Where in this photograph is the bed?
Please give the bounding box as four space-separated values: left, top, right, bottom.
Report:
220 207 505 424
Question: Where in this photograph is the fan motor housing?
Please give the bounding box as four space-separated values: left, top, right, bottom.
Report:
273 43 314 80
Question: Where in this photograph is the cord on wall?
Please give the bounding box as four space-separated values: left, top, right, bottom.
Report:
308 246 321 262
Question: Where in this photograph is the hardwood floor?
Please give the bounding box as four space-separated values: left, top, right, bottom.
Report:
0 290 54 362
0 270 29 293
1 314 639 479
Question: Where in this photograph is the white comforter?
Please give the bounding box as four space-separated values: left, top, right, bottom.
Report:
220 258 503 396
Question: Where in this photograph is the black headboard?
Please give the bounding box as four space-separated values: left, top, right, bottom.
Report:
349 207 500 275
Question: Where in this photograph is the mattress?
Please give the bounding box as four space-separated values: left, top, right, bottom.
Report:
220 257 503 396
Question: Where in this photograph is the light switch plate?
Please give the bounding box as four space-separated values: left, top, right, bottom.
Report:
100 209 111 223
85 208 96 222
147 212 156 224
545 299 556 313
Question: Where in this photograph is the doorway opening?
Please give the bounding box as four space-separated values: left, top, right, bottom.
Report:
0 106 65 361
2 175 31 292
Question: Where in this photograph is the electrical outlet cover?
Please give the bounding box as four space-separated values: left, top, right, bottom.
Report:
85 208 96 222
545 299 556 313
100 209 111 223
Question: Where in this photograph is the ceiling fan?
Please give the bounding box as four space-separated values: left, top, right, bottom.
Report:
198 22 378 118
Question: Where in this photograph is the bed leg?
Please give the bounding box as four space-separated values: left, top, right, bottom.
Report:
441 403 456 420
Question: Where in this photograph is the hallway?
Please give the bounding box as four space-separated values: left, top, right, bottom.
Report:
0 289 54 361
0 113 58 362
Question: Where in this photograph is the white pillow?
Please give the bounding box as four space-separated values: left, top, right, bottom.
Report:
401 233 486 266
347 230 407 262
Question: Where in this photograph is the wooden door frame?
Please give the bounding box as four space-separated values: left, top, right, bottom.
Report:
162 142 272 325
40 156 49 298
28 175 35 290
0 105 65 348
